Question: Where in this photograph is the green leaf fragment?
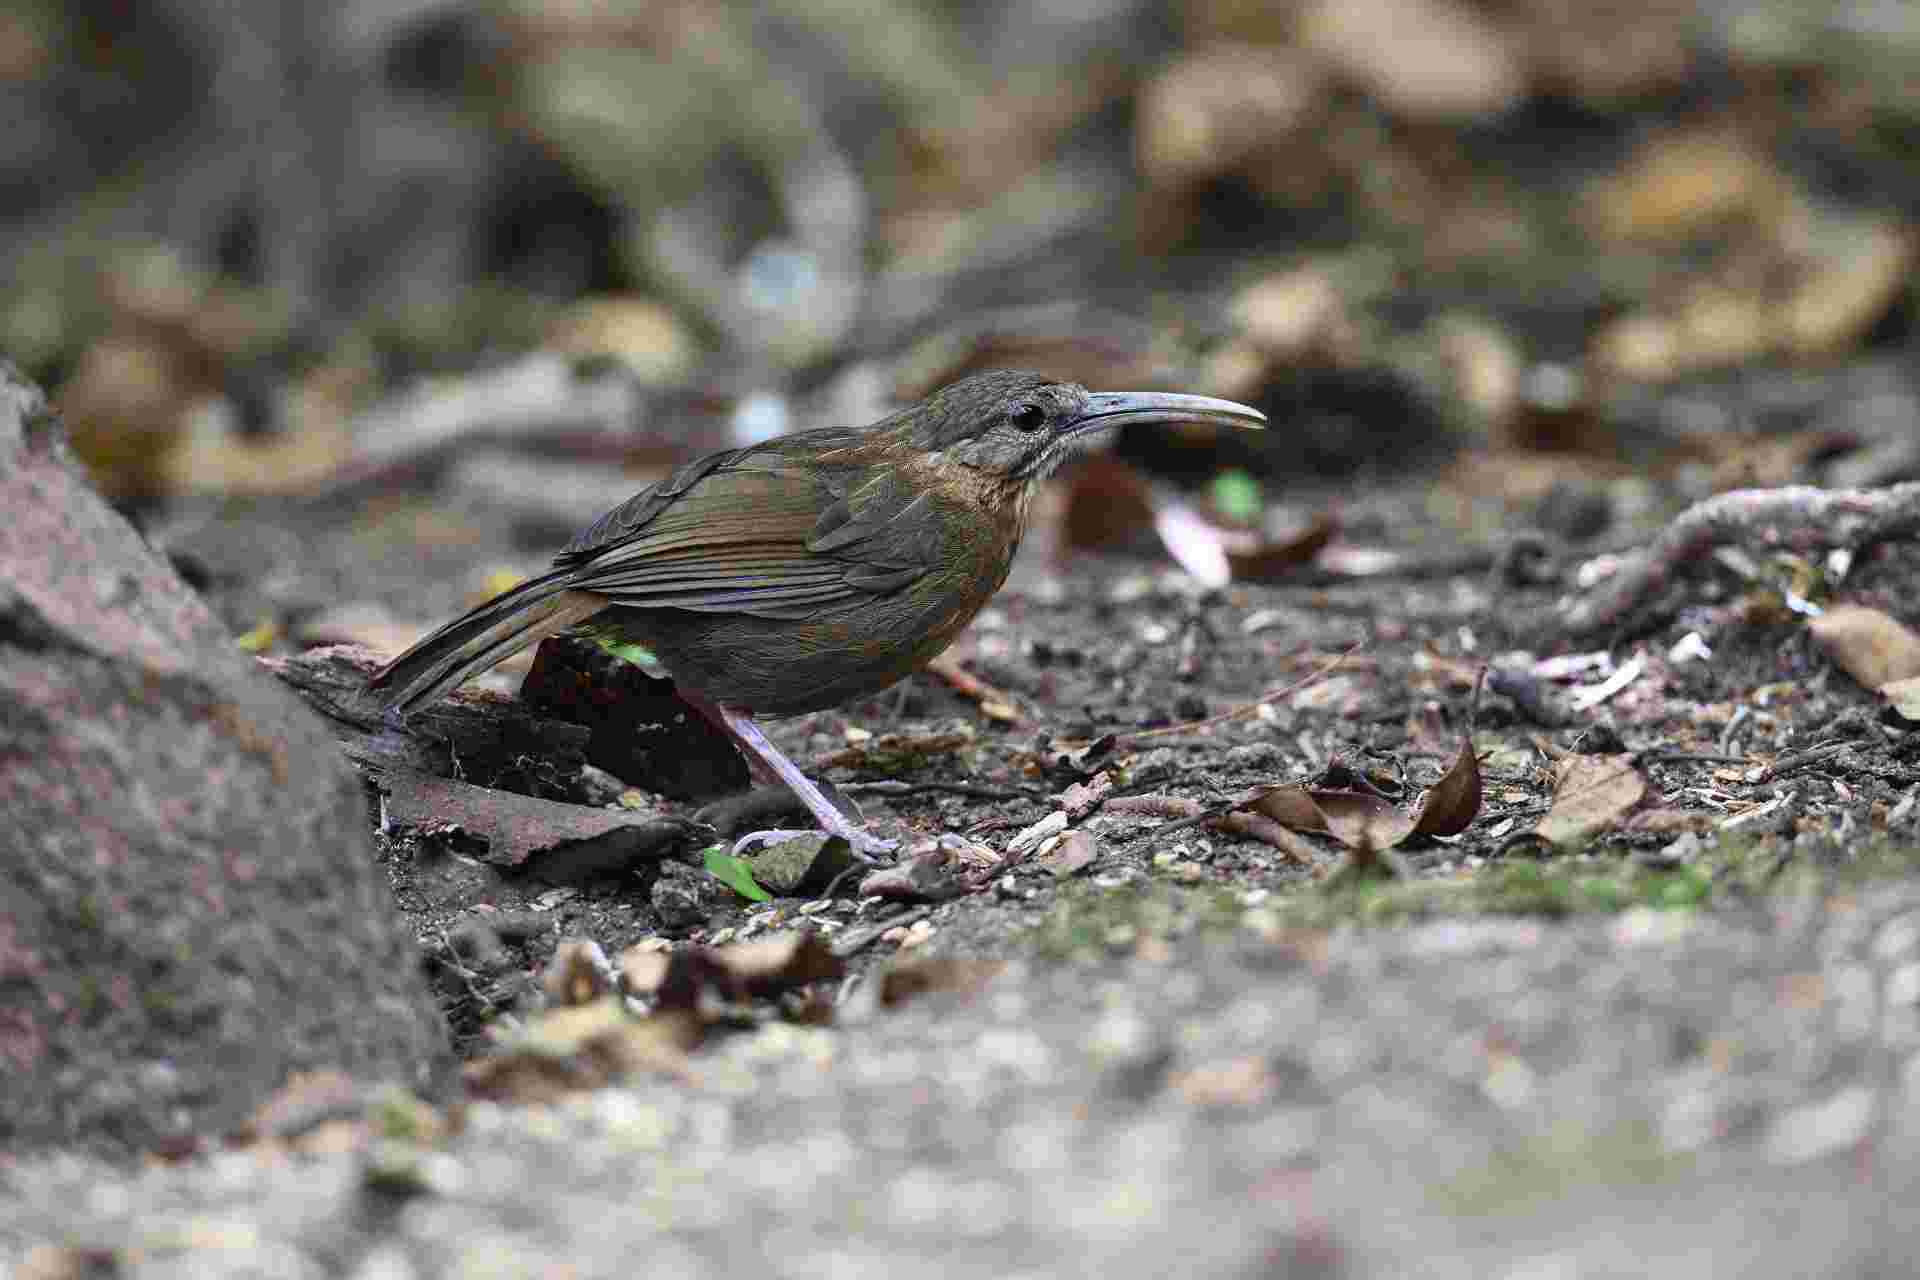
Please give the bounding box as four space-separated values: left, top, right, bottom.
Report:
596 636 665 673
703 846 772 902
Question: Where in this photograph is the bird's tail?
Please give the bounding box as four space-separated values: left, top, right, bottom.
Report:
365 571 605 715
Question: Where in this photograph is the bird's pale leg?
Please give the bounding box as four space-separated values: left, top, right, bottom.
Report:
679 692 898 860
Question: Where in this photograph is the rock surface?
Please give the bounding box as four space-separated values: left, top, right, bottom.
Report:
0 365 449 1158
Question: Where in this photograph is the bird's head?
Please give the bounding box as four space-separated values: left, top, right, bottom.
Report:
898 369 1266 485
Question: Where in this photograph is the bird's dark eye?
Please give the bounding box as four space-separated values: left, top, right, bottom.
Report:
1009 403 1047 432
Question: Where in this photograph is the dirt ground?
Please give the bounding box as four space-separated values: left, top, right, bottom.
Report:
145 381 1920 1031
7 360 1920 1274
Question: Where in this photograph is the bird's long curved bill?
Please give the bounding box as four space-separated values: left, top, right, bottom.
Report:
1072 390 1267 433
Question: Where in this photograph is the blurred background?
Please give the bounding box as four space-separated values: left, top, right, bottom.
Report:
5 0 1919 587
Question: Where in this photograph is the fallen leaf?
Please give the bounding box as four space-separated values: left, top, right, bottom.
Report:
1313 790 1416 851
1809 605 1920 689
704 846 772 902
1412 734 1483 837
1248 784 1329 832
1215 811 1320 862
1537 754 1647 846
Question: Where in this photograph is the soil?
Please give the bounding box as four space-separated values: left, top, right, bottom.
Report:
13 401 1917 1274
159 436 1920 1038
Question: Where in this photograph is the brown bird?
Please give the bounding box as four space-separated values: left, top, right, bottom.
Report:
367 369 1265 855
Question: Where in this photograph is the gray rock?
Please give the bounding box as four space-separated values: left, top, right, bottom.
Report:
0 364 448 1158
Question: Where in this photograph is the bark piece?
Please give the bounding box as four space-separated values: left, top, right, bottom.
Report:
377 767 698 876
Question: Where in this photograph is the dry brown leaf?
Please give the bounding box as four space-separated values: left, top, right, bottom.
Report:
1413 735 1482 837
1809 605 1920 690
1313 790 1416 851
1215 811 1320 862
1249 784 1330 832
1537 754 1647 846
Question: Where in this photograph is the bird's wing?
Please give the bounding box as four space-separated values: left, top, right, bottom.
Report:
559 455 945 620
